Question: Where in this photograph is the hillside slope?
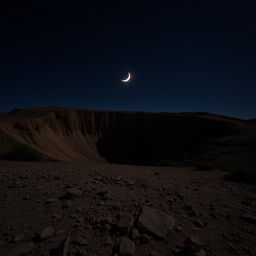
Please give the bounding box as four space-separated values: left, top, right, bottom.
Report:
0 107 255 168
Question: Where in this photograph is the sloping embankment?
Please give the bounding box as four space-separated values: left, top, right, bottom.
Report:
0 108 253 165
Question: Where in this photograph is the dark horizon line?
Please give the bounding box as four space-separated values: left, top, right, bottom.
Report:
1 105 255 121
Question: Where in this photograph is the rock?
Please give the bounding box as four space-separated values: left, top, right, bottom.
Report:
52 214 62 220
19 174 28 180
69 214 78 219
105 223 112 231
131 228 141 241
39 226 55 241
76 248 87 256
74 237 88 246
11 234 24 243
175 226 183 232
137 206 175 240
104 237 113 246
239 214 256 224
76 208 82 212
193 218 205 228
96 190 109 200
117 213 134 234
56 230 65 236
66 188 82 198
119 237 135 256
172 248 183 255
183 205 197 216
7 242 33 256
149 251 160 256
46 198 56 204
195 249 207 256
226 242 236 251
62 201 72 209
184 236 203 253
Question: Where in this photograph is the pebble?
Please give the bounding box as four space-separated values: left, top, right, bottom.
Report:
39 226 55 241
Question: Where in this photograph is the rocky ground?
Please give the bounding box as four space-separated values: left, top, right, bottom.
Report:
0 161 255 256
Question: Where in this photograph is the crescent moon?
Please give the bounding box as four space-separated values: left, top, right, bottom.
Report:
121 72 131 83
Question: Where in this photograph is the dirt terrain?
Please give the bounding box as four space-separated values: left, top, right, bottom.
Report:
0 161 256 256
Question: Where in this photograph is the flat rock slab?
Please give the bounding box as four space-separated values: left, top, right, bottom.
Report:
137 205 175 240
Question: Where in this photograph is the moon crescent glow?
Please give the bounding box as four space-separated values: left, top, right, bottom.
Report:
121 72 131 83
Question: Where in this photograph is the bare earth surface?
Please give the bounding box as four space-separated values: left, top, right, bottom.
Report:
0 161 256 256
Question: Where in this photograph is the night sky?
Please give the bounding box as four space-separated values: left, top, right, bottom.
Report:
1 0 256 118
